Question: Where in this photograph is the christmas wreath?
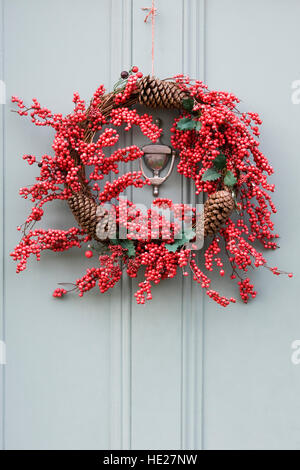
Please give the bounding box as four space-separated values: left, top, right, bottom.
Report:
10 67 292 306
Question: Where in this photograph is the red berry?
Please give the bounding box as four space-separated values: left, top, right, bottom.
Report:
220 269 225 277
136 72 143 78
85 250 93 258
132 66 138 73
288 273 293 278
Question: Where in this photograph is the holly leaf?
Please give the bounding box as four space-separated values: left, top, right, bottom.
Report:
110 238 136 257
177 117 196 131
201 168 221 182
195 121 202 132
224 170 237 187
120 239 136 258
182 228 196 244
182 98 194 111
213 152 227 170
165 229 195 252
165 241 180 253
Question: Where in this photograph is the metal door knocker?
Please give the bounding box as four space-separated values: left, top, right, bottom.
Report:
140 118 176 196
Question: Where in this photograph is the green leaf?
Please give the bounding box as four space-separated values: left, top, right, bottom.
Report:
110 238 136 257
224 170 237 187
201 168 221 182
177 117 196 131
165 241 180 253
165 229 195 252
177 117 202 132
182 98 194 111
120 239 136 258
182 228 196 245
213 152 227 170
113 77 127 91
195 121 202 132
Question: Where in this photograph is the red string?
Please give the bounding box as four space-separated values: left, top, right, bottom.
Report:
142 0 157 76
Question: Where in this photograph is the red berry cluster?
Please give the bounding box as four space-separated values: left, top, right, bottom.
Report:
76 264 122 297
238 278 256 303
75 248 123 297
11 227 86 273
110 107 162 141
53 288 67 298
11 69 291 307
114 74 139 105
134 281 152 304
26 207 44 223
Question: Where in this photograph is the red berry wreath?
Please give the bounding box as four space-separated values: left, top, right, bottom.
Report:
10 67 292 306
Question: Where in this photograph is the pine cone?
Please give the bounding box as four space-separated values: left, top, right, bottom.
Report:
203 190 235 237
138 76 189 109
68 192 99 240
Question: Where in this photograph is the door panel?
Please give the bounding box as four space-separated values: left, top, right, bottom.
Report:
3 0 113 450
203 0 300 450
